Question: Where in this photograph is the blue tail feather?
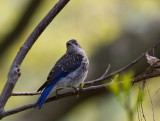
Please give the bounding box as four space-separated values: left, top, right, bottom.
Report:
35 72 69 109
35 84 55 109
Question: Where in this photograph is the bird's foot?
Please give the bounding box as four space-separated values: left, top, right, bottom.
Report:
69 87 79 93
68 86 80 98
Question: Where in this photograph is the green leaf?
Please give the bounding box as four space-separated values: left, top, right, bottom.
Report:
121 71 134 91
81 82 84 88
109 74 120 96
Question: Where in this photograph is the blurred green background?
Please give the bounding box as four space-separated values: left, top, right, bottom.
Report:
1 0 160 121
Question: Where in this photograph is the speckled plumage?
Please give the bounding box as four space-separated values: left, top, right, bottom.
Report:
35 39 89 109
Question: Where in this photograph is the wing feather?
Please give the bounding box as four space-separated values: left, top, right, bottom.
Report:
37 52 83 92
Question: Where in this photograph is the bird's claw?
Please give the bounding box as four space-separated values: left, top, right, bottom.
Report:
55 88 63 98
71 87 80 98
70 87 79 93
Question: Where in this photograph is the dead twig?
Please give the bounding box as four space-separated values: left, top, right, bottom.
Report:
101 64 111 78
146 82 155 121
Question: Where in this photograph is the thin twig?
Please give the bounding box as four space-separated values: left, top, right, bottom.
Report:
101 64 111 78
137 104 141 121
146 82 155 121
137 84 143 121
140 100 147 121
85 41 160 85
139 82 147 121
84 54 144 85
156 88 160 93
152 45 155 56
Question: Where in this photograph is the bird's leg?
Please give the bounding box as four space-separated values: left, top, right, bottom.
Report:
72 87 80 98
55 88 63 97
72 87 79 93
67 86 80 98
67 86 79 93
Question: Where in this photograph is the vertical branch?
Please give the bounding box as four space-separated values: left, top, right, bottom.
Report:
0 0 70 115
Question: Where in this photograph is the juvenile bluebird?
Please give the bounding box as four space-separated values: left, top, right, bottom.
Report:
35 39 89 109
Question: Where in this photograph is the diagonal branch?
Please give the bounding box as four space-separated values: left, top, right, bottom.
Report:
0 0 70 117
100 64 111 78
85 41 160 85
133 71 160 83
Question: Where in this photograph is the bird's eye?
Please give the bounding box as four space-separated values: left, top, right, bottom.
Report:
74 42 78 45
72 41 78 46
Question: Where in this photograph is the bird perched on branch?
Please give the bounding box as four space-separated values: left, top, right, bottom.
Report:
35 39 89 109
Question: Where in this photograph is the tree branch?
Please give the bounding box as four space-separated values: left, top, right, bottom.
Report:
133 71 160 83
100 64 111 78
1 71 160 118
0 0 70 117
11 91 42 96
84 41 160 85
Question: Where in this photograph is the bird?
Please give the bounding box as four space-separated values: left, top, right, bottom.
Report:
35 39 89 109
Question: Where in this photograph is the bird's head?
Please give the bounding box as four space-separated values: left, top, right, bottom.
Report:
66 39 82 53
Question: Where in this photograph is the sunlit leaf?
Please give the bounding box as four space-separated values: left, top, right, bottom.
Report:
109 74 120 96
81 83 84 88
121 71 134 91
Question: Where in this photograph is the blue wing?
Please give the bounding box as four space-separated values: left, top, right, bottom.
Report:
37 68 68 92
35 52 83 109
35 69 68 109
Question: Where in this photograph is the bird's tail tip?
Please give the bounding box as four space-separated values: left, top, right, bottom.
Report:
34 85 54 109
